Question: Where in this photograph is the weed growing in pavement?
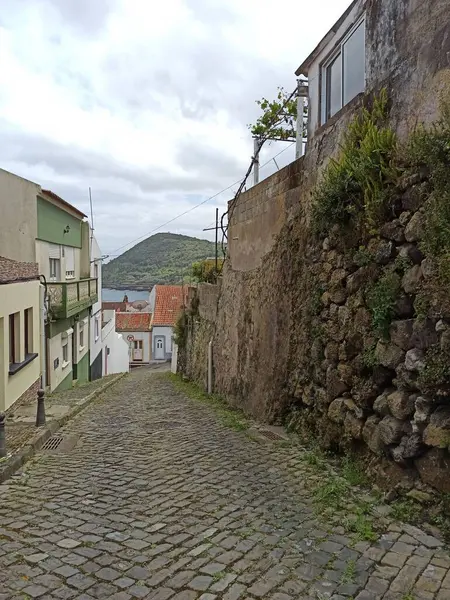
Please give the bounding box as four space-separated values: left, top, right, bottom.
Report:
166 373 249 432
345 509 377 543
401 593 415 600
390 499 422 523
313 478 351 513
340 559 357 584
212 571 226 581
341 454 368 487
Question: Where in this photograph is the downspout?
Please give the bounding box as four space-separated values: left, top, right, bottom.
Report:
39 276 47 388
207 339 213 394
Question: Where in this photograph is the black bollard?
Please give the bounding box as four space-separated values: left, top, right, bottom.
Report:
36 389 46 427
0 413 6 458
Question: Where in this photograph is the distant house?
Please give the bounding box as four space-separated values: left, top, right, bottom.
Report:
102 301 127 313
149 285 184 361
116 312 152 365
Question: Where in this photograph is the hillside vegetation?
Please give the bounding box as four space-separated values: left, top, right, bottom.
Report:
103 232 216 289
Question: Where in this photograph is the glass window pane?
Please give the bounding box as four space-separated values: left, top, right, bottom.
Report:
343 21 365 105
326 53 342 119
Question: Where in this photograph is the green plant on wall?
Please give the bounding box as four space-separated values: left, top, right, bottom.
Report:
173 311 188 349
312 89 398 235
406 98 450 285
366 271 400 339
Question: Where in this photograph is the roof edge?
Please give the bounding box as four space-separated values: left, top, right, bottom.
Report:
41 189 87 219
295 0 363 76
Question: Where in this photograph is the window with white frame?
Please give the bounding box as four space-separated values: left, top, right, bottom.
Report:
62 328 72 367
62 339 69 364
49 244 61 281
65 246 75 279
321 18 365 124
79 323 85 349
95 317 100 340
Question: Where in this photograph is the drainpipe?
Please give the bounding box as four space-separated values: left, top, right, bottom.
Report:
207 340 213 394
39 279 47 388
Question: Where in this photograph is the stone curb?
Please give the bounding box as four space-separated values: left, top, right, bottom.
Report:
0 372 127 484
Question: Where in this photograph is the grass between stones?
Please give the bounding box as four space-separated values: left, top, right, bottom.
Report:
165 373 249 432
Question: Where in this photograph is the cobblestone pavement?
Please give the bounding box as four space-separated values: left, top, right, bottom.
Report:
1 367 449 600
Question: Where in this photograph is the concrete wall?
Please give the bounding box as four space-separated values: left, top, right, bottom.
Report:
102 315 129 375
152 326 173 359
90 233 103 372
228 160 304 272
48 325 73 392
0 280 41 411
123 330 151 363
0 169 40 263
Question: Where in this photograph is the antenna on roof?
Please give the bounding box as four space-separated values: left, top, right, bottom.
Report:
89 187 94 259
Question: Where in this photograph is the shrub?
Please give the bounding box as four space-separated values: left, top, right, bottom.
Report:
173 311 188 348
366 271 401 339
313 90 398 235
406 97 450 285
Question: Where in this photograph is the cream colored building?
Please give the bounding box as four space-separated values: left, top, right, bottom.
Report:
0 170 42 412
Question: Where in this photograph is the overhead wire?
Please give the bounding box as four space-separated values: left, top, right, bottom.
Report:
108 136 297 258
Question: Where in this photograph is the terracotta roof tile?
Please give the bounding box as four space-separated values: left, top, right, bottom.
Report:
116 312 152 332
152 285 185 326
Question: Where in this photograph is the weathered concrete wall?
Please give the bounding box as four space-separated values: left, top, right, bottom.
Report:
228 160 304 272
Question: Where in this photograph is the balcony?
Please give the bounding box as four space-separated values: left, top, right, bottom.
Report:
48 278 98 319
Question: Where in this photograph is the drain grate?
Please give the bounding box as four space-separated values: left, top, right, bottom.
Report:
42 435 64 450
41 434 79 453
259 429 284 441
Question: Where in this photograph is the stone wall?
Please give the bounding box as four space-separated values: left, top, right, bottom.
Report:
181 0 450 492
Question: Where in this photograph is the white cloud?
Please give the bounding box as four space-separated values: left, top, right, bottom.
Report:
0 0 352 255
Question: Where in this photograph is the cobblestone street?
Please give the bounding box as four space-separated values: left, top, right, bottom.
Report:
1 367 449 600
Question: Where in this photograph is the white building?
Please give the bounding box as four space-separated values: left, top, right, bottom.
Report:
90 231 129 378
149 285 184 361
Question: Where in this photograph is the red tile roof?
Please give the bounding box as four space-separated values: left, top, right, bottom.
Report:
152 285 185 326
116 312 152 332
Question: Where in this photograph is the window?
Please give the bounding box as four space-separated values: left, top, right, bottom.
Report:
24 307 33 355
62 341 69 364
79 324 84 349
94 263 99 279
9 313 18 365
49 258 60 281
65 247 75 279
321 18 365 123
95 317 100 340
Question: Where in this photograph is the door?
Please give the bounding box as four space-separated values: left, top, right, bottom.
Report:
132 340 143 361
154 336 165 360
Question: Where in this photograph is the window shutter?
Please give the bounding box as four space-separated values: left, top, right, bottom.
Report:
65 247 75 271
48 244 61 259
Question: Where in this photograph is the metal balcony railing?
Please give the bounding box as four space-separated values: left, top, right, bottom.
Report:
48 278 98 319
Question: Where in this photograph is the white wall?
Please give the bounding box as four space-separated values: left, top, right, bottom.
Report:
171 342 178 374
149 286 156 312
90 233 102 368
102 313 129 375
74 317 89 365
123 330 151 363
49 327 73 391
153 325 173 359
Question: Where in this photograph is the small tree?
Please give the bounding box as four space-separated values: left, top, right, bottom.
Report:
192 258 224 283
249 86 304 142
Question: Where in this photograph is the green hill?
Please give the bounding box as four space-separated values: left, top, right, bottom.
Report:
102 232 217 289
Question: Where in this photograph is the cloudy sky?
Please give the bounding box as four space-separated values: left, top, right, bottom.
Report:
0 0 351 258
